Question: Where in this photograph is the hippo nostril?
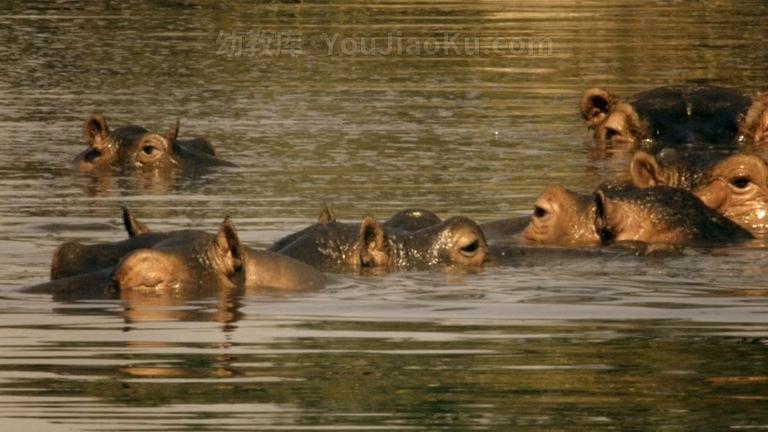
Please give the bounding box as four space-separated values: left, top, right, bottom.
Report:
459 239 480 256
533 206 547 218
604 127 621 141
84 149 102 163
598 227 615 243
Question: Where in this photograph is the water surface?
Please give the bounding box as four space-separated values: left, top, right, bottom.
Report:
1 1 768 430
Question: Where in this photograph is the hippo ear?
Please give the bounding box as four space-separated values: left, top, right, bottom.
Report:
580 88 616 128
742 94 768 145
753 109 768 145
358 216 388 267
630 151 665 188
318 205 336 224
84 113 110 147
212 217 245 275
592 189 614 243
164 120 180 149
122 207 151 237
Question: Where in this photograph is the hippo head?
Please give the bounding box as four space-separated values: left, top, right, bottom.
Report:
582 85 752 149
273 213 487 272
392 216 488 269
112 217 246 291
76 114 148 172
75 114 227 173
523 183 753 247
740 92 768 147
630 150 768 237
522 185 601 246
580 88 649 147
593 183 753 246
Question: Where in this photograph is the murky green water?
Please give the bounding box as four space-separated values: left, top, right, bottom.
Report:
2 1 768 430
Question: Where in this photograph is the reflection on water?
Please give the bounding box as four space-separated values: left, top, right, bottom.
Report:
2 0 768 430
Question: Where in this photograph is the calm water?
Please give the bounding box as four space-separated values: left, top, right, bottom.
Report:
1 1 768 430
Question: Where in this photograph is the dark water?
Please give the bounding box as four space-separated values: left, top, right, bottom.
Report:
2 1 768 430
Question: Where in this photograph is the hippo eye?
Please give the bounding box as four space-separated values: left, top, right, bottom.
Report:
459 239 480 257
142 145 156 155
731 177 750 189
533 206 547 218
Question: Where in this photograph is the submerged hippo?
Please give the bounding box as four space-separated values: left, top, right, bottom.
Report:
629 150 768 237
28 210 324 297
270 212 488 272
522 183 753 247
580 84 753 149
73 113 235 173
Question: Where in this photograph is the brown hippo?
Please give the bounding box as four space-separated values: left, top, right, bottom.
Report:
580 84 753 150
73 113 235 173
522 183 753 247
29 211 325 297
270 213 488 272
629 150 768 237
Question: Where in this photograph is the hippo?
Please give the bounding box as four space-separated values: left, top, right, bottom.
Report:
580 84 753 150
28 211 325 297
73 113 235 173
522 183 754 247
270 213 488 272
629 149 768 237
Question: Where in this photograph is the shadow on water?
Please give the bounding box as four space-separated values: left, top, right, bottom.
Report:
1 0 768 430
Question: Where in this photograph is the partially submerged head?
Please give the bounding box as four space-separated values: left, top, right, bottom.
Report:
523 182 753 247
112 217 246 291
581 85 752 150
273 213 488 272
74 113 230 173
581 88 648 147
593 182 753 246
630 150 768 237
